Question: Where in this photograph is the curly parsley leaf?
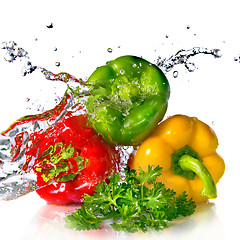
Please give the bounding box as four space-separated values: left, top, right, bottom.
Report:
64 165 196 233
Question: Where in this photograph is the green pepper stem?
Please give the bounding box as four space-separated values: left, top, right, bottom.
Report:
178 155 217 199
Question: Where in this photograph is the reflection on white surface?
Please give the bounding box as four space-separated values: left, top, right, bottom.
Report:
21 202 224 240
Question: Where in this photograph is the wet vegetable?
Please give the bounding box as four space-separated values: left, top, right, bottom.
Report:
35 115 120 205
86 55 170 145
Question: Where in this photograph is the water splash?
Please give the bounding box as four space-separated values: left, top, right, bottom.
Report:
0 88 89 200
156 47 222 73
0 41 91 200
0 41 222 200
1 41 37 76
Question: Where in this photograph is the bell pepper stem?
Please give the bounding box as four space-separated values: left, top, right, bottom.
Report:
178 155 217 199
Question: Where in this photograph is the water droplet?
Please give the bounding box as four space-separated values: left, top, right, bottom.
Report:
107 48 113 53
185 62 196 72
4 52 16 62
53 47 57 51
55 62 60 67
186 25 190 29
234 55 240 62
46 22 53 29
120 69 125 75
173 71 178 78
211 49 222 58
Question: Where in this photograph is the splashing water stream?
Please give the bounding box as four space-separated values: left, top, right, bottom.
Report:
0 41 221 200
156 47 222 73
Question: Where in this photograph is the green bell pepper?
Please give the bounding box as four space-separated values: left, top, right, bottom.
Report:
86 55 170 145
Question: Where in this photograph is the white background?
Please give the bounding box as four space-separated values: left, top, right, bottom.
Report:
0 0 240 239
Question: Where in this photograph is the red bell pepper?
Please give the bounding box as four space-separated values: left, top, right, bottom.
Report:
33 115 120 205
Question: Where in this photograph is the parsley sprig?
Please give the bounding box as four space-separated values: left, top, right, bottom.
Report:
64 165 196 233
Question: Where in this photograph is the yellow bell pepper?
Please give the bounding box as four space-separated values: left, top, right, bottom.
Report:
130 114 225 204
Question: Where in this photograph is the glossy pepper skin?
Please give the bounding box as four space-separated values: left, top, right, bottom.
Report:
129 114 225 204
86 55 170 145
36 115 120 205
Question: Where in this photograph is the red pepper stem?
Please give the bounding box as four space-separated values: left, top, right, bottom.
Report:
178 155 217 199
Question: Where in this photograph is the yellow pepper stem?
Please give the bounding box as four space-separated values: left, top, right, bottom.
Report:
178 155 217 199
